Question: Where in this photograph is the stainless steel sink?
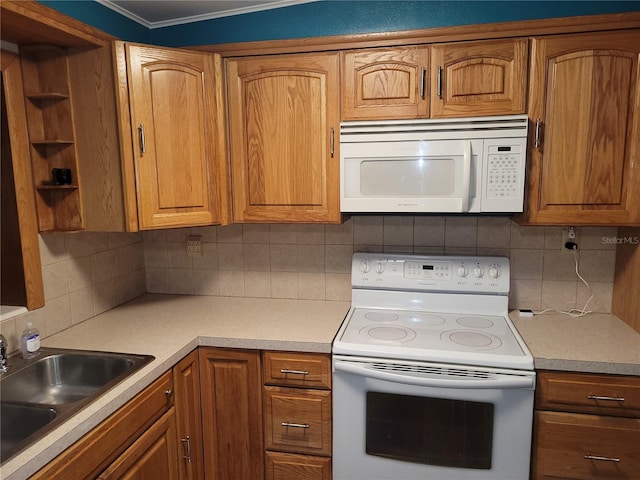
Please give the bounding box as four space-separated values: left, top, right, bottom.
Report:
0 347 153 464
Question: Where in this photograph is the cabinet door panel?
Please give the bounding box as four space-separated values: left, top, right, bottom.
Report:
98 408 179 480
525 30 640 225
198 348 263 480
431 39 527 117
125 44 223 229
227 53 340 223
342 47 429 119
173 351 204 480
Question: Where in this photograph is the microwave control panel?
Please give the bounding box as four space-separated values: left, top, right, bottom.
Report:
486 144 522 199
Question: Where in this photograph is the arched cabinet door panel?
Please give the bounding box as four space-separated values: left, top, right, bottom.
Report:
524 30 640 225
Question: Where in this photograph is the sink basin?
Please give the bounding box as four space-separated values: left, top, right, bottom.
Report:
1 353 137 405
0 347 153 464
0 402 57 462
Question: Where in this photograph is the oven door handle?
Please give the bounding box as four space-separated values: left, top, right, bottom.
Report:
334 361 534 389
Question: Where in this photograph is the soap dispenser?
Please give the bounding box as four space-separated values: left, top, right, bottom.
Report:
21 322 40 359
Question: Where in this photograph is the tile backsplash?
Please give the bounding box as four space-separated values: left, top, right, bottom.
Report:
0 232 146 353
144 216 617 314
0 216 618 352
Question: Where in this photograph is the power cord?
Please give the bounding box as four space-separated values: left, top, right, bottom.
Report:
532 247 594 317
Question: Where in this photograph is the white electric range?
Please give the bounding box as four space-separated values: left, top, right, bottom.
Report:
332 253 535 480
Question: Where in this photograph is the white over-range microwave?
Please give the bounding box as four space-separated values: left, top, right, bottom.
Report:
340 114 528 213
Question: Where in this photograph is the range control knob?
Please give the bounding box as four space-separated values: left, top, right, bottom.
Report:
489 266 500 279
473 265 484 278
457 265 468 277
376 262 385 274
359 260 370 274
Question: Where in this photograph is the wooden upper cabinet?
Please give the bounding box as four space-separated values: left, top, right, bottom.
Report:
342 47 429 119
226 53 341 223
114 42 229 230
524 30 640 225
430 38 528 117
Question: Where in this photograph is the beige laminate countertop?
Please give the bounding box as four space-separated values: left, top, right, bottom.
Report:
511 310 640 376
1 294 350 480
2 295 639 479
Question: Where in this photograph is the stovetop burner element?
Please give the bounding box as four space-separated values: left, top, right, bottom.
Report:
364 311 399 322
442 330 502 349
456 316 494 328
360 325 417 343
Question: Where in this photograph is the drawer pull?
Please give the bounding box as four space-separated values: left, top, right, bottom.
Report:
281 422 310 429
280 369 309 375
584 455 621 463
588 395 625 402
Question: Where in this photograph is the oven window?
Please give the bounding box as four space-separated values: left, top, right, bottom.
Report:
366 391 494 469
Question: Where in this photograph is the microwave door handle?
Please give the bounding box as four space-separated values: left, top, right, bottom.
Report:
334 361 534 389
460 140 471 212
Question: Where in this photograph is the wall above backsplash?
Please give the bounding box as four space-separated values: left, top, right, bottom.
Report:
144 216 617 314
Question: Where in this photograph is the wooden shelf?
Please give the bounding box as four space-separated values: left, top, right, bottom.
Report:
20 44 83 232
36 185 79 191
27 92 70 101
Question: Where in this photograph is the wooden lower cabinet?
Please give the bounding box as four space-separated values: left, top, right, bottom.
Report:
532 371 640 480
31 371 174 480
266 451 331 480
198 348 264 480
173 351 205 480
263 351 332 480
97 407 179 479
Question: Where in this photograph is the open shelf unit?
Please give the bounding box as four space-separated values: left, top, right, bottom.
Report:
20 44 83 231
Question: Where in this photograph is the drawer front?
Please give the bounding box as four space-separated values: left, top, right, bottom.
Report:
264 386 331 456
537 371 640 417
263 352 331 389
534 411 640 480
265 451 331 480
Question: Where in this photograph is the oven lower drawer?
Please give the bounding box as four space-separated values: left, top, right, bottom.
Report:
332 356 535 480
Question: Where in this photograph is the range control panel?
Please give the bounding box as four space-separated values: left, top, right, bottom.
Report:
352 253 510 294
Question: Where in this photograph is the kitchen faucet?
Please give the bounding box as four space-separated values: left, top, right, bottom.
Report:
0 333 8 373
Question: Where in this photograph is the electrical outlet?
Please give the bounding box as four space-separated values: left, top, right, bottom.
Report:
561 226 579 253
186 235 202 257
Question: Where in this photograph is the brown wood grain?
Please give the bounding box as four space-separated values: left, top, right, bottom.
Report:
173 351 205 480
263 351 332 389
524 30 640 225
430 38 528 117
342 47 429 119
264 386 332 456
612 227 640 332
198 348 264 480
265 451 331 480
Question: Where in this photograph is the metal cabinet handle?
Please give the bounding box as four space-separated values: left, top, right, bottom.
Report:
138 123 146 156
280 369 309 375
588 395 625 402
437 66 443 98
181 436 192 463
164 389 173 397
419 67 426 99
330 127 335 158
281 422 309 429
534 119 542 150
584 455 620 463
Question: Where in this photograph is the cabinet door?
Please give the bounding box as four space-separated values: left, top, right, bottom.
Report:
266 451 331 480
342 47 429 119
198 348 263 480
97 408 180 480
173 351 204 480
525 30 640 225
226 53 341 223
120 42 228 229
430 38 527 118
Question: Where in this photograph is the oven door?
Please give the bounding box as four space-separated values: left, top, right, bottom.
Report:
333 355 535 480
340 139 482 213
